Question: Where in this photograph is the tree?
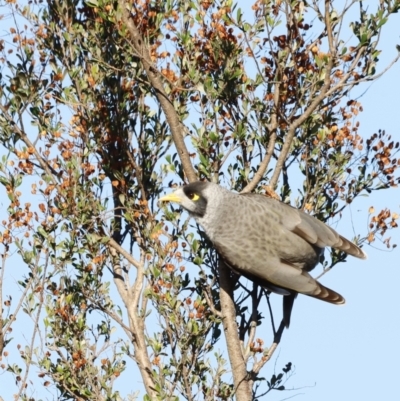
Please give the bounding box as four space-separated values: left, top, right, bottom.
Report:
0 0 399 400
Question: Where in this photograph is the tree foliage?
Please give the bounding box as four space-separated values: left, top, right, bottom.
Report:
0 0 399 400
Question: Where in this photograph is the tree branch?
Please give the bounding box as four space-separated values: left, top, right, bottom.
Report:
108 237 141 270
109 245 156 398
248 320 285 389
242 86 280 193
118 0 197 183
269 0 336 189
218 260 251 401
0 105 58 179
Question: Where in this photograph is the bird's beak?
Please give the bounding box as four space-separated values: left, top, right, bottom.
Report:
159 192 182 204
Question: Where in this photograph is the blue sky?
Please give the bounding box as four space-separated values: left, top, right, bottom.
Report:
1 2 399 400
266 13 400 401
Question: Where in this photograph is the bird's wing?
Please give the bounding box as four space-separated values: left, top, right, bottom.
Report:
217 238 344 304
240 194 367 259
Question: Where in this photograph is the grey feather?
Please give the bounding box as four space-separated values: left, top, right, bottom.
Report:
160 182 367 328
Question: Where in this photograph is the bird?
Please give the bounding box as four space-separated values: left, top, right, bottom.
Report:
159 181 367 328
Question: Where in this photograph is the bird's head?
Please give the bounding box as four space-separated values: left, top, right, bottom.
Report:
159 181 213 217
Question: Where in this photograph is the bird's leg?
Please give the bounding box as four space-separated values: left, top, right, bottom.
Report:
274 320 285 344
244 283 260 356
265 289 277 334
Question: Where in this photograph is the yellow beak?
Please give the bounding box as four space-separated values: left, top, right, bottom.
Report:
159 193 183 204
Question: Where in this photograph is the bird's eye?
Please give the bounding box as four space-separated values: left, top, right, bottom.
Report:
187 192 200 201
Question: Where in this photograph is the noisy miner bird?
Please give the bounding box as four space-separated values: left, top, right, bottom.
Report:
160 181 367 327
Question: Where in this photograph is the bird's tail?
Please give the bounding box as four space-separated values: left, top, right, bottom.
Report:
307 281 345 304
